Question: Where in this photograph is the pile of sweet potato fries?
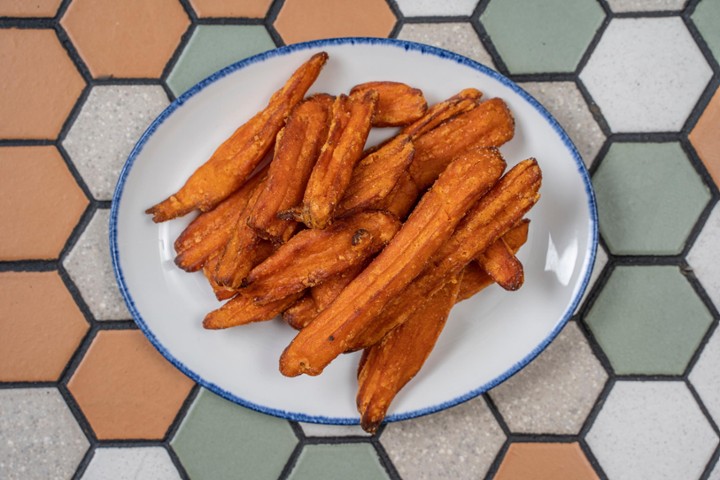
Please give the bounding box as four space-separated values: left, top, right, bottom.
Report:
146 52 542 433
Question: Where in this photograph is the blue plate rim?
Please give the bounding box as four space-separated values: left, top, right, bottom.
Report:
110 36 599 425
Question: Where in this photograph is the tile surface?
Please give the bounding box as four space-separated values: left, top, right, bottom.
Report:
592 142 710 255
63 209 130 320
275 0 396 45
61 0 190 78
166 25 276 96
0 388 89 480
585 265 713 375
67 330 194 440
62 85 169 200
394 0 479 17
490 322 607 434
397 23 495 69
577 243 609 314
0 28 85 139
520 81 605 167
171 389 297 480
587 381 718 480
287 444 388 480
0 0 62 17
81 447 181 480
693 0 720 62
494 443 599 480
581 17 712 132
690 86 720 189
189 0 272 18
481 0 604 74
606 0 686 11
0 146 88 259
300 423 371 437
688 202 720 311
380 397 505 479
0 271 88 382
690 327 720 426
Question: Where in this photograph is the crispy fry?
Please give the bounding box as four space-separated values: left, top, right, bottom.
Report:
247 94 334 243
400 88 482 139
146 52 328 222
410 97 515 188
279 147 506 377
381 171 422 220
283 295 317 330
214 178 275 288
299 91 378 229
351 159 541 350
477 237 524 291
244 211 400 305
350 81 427 127
202 254 236 301
203 292 303 330
458 219 529 301
356 276 461 433
173 169 267 272
336 134 414 217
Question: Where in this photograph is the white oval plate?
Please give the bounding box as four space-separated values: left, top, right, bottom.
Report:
111 38 597 425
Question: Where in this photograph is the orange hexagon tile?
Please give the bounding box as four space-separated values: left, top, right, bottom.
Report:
61 0 190 79
0 146 89 260
0 0 62 17
68 330 194 440
190 0 271 17
690 86 720 189
0 271 89 382
275 0 396 45
0 29 85 139
494 443 600 480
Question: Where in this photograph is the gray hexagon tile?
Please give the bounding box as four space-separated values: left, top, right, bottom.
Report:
0 388 89 480
688 202 720 311
710 460 720 480
81 447 181 480
63 209 130 320
587 381 718 480
520 81 605 167
394 0 478 17
63 85 169 200
299 423 370 437
606 0 686 12
581 17 712 133
489 322 607 434
397 23 495 69
380 397 505 479
690 327 720 426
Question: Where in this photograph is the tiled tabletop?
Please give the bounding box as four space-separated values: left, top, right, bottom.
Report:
1 0 719 479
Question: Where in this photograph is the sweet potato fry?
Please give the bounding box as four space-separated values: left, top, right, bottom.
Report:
458 219 529 301
410 97 515 189
202 254 236 301
174 168 267 272
336 134 414 217
400 88 482 139
356 276 461 433
350 81 427 127
146 52 328 222
203 292 303 330
247 94 334 244
283 295 317 330
244 211 400 305
477 237 524 291
350 159 541 350
278 147 506 377
298 91 378 229
381 171 422 220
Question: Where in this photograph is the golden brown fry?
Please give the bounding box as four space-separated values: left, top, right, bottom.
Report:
203 292 303 329
458 219 529 301
400 88 482 139
350 81 427 127
381 171 422 220
350 159 541 350
335 134 414 217
409 97 515 189
213 179 275 288
173 169 267 272
477 237 524 291
279 147 506 377
299 91 378 229
146 52 329 222
247 94 334 243
202 254 236 301
244 211 400 305
283 295 317 330
356 276 461 433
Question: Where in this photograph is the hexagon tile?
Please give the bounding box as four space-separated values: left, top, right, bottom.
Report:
287 444 389 480
0 0 62 17
397 23 495 69
80 447 181 480
690 85 720 189
189 0 272 18
688 203 720 312
690 327 720 427
692 0 720 62
494 443 599 480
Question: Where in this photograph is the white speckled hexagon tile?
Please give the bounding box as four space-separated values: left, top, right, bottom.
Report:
1 0 719 478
